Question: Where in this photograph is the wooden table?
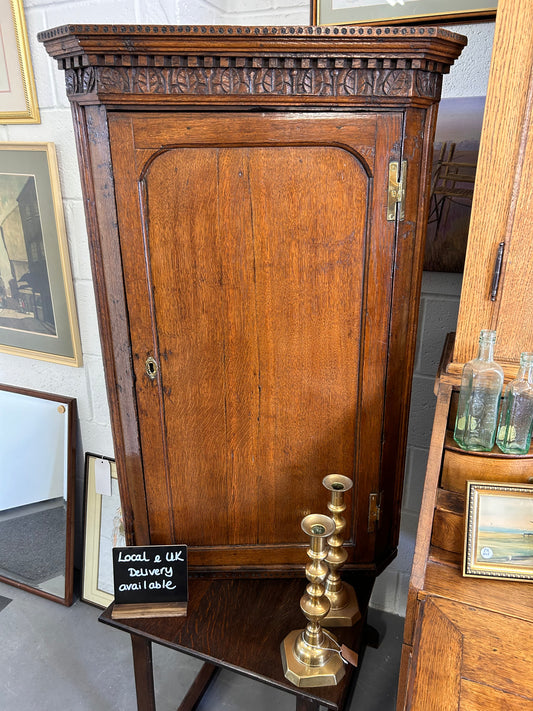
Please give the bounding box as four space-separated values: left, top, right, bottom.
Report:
99 576 374 711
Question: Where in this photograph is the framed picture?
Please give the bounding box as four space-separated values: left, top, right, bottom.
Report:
0 384 76 606
464 481 533 582
0 0 40 123
424 96 485 272
312 0 497 26
82 454 125 608
0 143 82 366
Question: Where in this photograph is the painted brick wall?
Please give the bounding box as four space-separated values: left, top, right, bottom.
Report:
0 0 494 613
370 273 463 614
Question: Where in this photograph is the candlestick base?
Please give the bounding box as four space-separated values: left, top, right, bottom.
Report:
280 629 345 687
323 582 361 627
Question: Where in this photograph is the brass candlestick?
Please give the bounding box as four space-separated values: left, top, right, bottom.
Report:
281 514 345 687
322 474 360 627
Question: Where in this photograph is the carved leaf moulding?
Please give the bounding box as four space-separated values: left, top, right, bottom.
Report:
63 64 440 100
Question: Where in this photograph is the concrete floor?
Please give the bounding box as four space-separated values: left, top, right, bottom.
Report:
0 579 403 710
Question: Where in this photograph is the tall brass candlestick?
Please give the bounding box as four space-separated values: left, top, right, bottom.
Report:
281 514 345 687
322 474 360 627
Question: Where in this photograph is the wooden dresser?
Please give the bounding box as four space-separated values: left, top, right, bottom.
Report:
398 0 533 706
397 365 533 710
39 25 464 580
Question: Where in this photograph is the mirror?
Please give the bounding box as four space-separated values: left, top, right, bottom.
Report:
0 384 75 605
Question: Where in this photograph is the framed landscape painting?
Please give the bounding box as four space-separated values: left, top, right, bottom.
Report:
464 481 533 582
0 0 40 123
0 143 81 365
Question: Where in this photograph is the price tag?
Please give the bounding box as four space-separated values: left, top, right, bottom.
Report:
340 644 359 667
94 458 112 496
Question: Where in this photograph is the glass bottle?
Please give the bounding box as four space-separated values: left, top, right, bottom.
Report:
496 352 533 455
453 329 504 452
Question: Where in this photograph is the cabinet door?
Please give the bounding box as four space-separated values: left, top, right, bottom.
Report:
406 596 533 710
108 111 402 572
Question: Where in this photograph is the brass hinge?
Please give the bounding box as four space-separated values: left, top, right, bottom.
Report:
368 492 382 533
387 160 407 221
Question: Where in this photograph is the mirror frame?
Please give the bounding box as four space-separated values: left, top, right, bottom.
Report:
0 384 76 605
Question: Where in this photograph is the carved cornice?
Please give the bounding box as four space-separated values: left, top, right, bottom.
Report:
37 23 465 43
38 24 466 105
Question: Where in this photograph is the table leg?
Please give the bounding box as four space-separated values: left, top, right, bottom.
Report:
295 697 321 711
131 633 156 711
365 623 380 649
177 662 218 711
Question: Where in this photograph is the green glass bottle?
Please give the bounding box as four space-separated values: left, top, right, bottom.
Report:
453 329 504 452
496 352 533 455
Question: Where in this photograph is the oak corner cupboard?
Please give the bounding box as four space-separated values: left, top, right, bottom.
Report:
39 24 465 578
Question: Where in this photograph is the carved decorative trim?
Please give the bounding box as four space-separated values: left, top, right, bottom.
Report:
39 23 464 103
63 64 439 100
38 23 462 42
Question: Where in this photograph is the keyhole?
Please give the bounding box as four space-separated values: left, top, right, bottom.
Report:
145 356 158 380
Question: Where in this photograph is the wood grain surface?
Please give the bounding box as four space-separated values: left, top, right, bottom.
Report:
101 575 375 710
452 0 533 376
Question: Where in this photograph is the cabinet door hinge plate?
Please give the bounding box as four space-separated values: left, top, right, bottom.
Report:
387 160 407 222
368 492 383 533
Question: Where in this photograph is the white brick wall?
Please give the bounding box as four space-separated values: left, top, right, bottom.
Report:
0 1 493 607
371 273 462 615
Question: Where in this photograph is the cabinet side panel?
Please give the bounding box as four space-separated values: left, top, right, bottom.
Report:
492 107 533 362
78 107 150 544
453 0 533 373
378 106 436 563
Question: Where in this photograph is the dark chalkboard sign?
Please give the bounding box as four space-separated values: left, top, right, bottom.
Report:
111 544 187 619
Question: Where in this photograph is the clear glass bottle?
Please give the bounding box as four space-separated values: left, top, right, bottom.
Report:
453 329 504 452
496 352 533 455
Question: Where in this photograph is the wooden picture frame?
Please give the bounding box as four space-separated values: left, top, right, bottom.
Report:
312 0 497 25
0 384 76 605
0 143 82 365
0 0 39 123
464 481 533 582
82 454 125 608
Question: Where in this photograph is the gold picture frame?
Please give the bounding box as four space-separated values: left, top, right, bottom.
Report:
0 143 82 365
464 481 533 582
0 0 40 123
312 0 497 26
82 454 125 608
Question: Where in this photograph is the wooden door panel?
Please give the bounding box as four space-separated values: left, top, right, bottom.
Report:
408 596 533 710
150 144 366 550
460 679 533 710
409 597 462 711
109 111 400 571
